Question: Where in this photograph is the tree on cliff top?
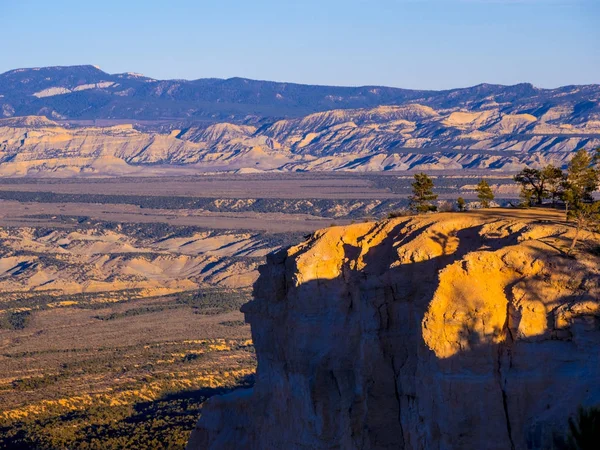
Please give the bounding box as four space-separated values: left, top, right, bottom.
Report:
476 179 494 208
409 173 437 213
514 168 545 206
564 149 599 207
545 165 567 206
560 149 600 254
514 165 565 206
562 149 599 221
566 202 600 255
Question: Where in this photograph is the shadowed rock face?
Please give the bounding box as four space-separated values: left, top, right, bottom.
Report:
188 210 600 450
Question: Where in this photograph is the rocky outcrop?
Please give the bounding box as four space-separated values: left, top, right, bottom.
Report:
188 210 600 449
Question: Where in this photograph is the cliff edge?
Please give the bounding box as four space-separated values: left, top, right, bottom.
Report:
188 209 600 450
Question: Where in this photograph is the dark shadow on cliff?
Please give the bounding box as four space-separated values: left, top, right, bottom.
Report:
553 406 600 450
195 216 600 449
353 222 599 450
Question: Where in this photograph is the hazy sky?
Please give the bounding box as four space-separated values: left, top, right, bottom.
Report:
1 0 598 89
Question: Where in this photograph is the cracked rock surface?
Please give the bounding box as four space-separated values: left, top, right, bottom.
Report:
188 210 600 450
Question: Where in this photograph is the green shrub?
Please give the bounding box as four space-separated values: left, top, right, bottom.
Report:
0 311 32 330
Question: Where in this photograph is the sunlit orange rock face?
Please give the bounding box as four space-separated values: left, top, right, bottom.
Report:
188 210 600 450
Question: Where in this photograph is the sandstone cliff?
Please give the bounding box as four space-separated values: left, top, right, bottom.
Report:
188 209 600 450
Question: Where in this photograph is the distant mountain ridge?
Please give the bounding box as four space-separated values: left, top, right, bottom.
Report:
1 65 598 124
0 65 598 176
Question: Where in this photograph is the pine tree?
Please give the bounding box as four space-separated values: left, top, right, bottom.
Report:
513 165 565 206
565 149 599 205
567 202 600 255
514 168 545 206
456 197 466 212
542 165 566 206
561 149 600 252
476 179 494 208
562 149 600 221
409 173 437 213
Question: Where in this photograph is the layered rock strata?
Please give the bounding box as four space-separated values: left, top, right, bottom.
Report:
1 108 599 175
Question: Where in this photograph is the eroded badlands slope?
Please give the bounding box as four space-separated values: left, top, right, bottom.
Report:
1 102 599 175
189 209 600 450
0 226 273 298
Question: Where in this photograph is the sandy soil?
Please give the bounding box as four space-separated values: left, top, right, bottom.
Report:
0 176 403 200
0 200 343 232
